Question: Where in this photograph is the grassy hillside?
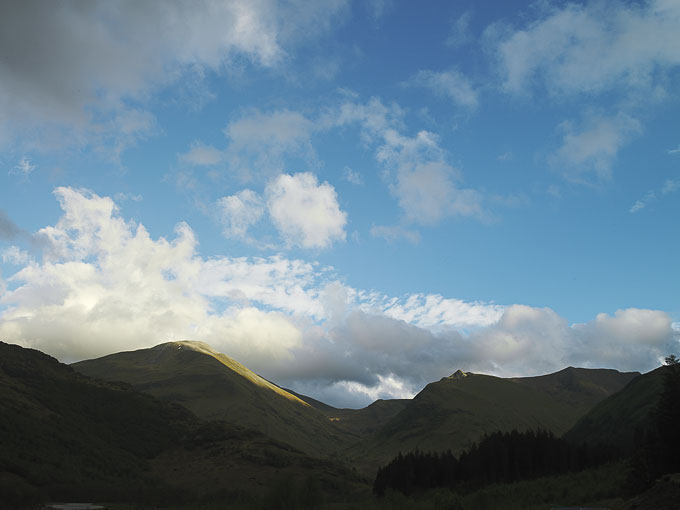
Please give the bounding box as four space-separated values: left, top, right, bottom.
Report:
512 366 639 417
0 341 367 507
73 341 353 457
351 368 636 472
564 367 664 452
0 341 196 505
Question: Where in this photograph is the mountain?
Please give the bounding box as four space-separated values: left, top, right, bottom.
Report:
72 341 352 456
511 366 641 419
0 341 365 507
564 366 665 452
351 367 638 471
0 340 195 504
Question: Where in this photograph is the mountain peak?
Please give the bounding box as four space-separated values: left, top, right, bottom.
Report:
449 369 468 379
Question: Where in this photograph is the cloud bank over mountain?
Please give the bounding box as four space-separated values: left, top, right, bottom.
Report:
1 188 676 407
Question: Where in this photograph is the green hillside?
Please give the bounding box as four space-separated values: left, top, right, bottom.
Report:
512 366 639 416
564 366 665 452
351 368 636 472
0 341 367 507
0 341 195 504
72 341 352 457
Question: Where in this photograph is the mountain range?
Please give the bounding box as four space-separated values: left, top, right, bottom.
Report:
0 339 671 507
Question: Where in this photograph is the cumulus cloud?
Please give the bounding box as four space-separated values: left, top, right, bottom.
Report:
0 0 348 151
550 113 642 182
468 305 677 376
494 0 680 96
406 69 479 109
265 173 347 249
0 188 675 407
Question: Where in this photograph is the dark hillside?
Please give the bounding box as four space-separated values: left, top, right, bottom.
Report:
564 367 664 452
0 341 195 505
351 367 636 473
73 341 353 456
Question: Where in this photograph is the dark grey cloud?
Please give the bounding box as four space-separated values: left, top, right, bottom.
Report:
0 0 349 150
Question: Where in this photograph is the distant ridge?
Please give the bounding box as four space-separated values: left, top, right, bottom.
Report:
349 366 638 472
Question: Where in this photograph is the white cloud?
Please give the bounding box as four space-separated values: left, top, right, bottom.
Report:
216 189 265 239
630 190 656 213
265 173 347 249
0 187 323 365
407 69 479 109
662 178 680 194
370 225 421 244
494 0 680 96
10 157 36 176
630 178 679 213
343 166 363 185
378 130 484 223
0 188 675 407
668 145 680 155
1 246 31 266
446 11 472 49
468 305 677 376
222 109 317 181
551 113 642 182
181 142 224 166
372 293 504 330
0 0 348 151
114 192 143 203
335 98 485 225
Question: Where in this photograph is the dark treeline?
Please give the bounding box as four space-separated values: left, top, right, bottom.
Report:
373 429 619 497
627 361 680 493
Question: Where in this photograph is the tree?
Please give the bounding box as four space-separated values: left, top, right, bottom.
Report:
664 354 679 365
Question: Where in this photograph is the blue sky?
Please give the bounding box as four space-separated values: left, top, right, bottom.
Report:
1 0 678 407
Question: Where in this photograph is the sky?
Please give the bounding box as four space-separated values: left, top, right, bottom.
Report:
0 0 679 407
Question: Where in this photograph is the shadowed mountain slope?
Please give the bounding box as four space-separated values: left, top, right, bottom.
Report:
0 341 365 506
0 341 195 504
283 387 409 439
72 341 351 456
512 366 640 418
564 366 664 452
352 367 637 472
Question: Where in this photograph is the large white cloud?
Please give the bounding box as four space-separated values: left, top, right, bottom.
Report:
265 173 347 249
0 188 676 407
0 0 349 151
